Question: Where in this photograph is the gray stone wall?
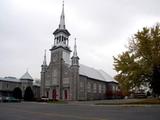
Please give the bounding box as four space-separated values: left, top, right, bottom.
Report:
70 65 79 100
106 82 118 99
0 79 39 99
44 47 72 100
78 76 107 100
62 64 70 100
21 79 33 96
79 75 87 100
33 85 40 99
0 81 21 91
40 71 45 97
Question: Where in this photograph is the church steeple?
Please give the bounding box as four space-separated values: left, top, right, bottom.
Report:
71 38 79 100
41 50 48 97
73 38 78 57
43 49 47 66
71 38 79 66
41 49 47 72
59 1 65 29
52 1 71 49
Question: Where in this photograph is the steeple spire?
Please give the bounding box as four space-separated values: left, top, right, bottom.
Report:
43 49 47 65
73 38 78 57
59 0 65 29
71 38 79 65
52 1 70 50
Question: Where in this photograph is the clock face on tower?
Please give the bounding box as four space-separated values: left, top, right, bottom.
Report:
62 51 70 64
53 53 58 62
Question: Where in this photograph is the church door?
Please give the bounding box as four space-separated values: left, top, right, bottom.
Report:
64 90 67 100
52 89 56 100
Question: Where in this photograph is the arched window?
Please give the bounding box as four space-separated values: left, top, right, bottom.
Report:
87 82 91 93
13 87 22 99
99 84 102 93
93 83 97 93
24 87 34 101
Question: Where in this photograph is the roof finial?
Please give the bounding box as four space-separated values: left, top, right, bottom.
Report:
62 0 64 8
73 38 78 57
43 49 47 65
59 0 65 29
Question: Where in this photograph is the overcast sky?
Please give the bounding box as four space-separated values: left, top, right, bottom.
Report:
0 0 160 79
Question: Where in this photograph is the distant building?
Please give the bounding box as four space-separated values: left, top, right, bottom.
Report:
40 2 118 100
0 71 40 99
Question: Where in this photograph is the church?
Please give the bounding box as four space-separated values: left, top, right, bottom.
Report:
40 3 118 101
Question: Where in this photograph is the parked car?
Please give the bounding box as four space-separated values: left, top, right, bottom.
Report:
0 97 2 102
134 90 147 98
2 96 21 102
41 97 49 102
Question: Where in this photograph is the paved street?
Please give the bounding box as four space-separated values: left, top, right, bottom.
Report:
0 102 160 120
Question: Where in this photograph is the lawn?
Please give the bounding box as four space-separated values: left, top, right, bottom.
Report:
96 99 160 105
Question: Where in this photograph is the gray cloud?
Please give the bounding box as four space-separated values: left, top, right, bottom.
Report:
0 0 160 78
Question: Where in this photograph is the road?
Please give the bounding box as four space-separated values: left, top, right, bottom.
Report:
0 102 160 120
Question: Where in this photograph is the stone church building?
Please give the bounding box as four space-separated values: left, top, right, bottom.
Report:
40 3 118 101
0 71 40 100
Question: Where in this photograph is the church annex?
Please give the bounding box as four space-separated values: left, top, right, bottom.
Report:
40 3 118 101
0 71 40 100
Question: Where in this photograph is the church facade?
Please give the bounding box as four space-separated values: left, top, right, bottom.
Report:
40 3 118 101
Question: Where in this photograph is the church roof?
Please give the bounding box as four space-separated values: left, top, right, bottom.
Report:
53 29 70 36
50 45 71 52
0 77 20 82
33 79 40 86
79 64 118 83
20 71 33 81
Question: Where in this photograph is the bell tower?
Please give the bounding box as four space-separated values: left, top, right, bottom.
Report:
70 38 80 100
53 1 70 48
50 1 71 65
43 1 72 100
40 50 47 97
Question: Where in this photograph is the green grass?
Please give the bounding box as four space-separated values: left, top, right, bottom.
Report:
95 99 160 105
127 99 160 105
47 100 68 104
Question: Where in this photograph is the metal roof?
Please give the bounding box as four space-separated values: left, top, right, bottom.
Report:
20 71 33 80
0 77 20 82
79 64 118 83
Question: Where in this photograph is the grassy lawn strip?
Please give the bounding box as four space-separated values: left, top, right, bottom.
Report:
95 99 160 105
47 100 68 104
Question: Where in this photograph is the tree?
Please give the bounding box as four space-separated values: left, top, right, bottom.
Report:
151 65 160 97
113 23 160 96
113 52 143 95
24 87 34 101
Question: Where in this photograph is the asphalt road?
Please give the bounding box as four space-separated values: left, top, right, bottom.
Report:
0 102 160 120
